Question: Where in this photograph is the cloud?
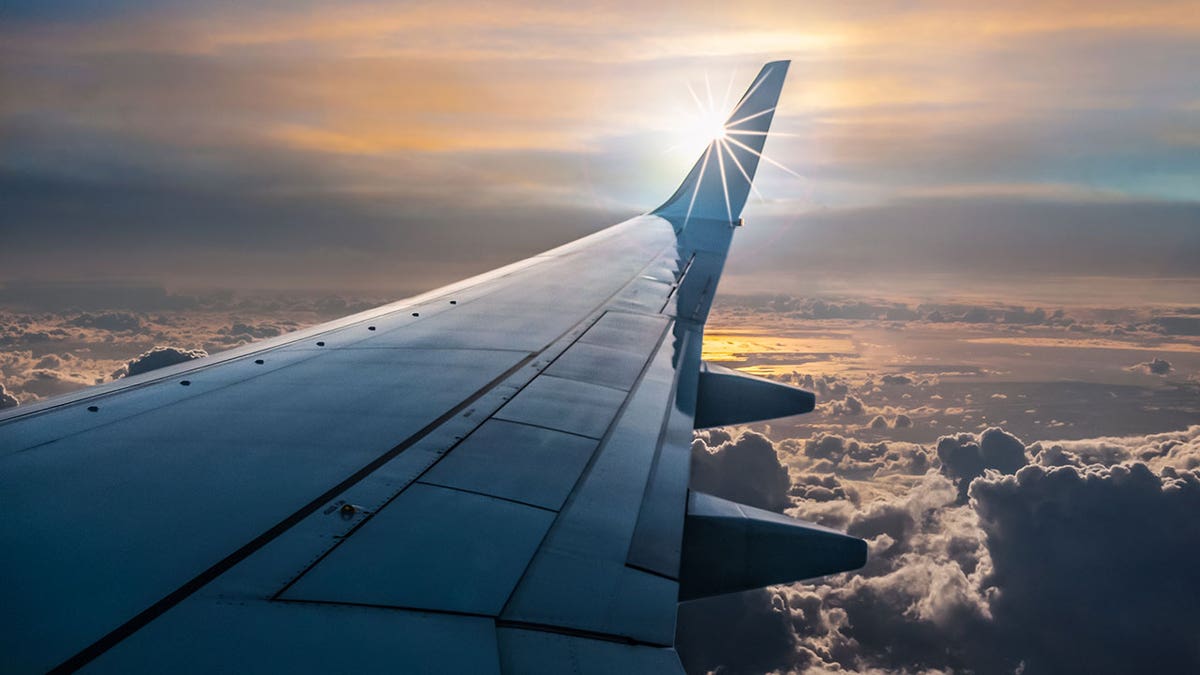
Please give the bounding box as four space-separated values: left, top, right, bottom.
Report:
3 2 1199 294
67 311 143 332
691 429 792 512
971 461 1200 673
683 467 996 674
1030 426 1200 473
726 199 1200 295
936 427 1028 502
17 368 95 398
679 425 1200 673
1132 357 1173 375
791 473 858 504
800 433 933 479
1152 315 1200 336
0 383 18 409
221 322 282 339
121 345 208 378
823 395 866 417
677 587 800 675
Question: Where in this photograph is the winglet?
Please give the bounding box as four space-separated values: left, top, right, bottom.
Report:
652 60 790 229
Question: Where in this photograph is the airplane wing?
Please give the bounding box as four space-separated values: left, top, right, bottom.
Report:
0 61 865 674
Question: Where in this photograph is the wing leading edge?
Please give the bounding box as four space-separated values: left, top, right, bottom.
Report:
0 61 865 674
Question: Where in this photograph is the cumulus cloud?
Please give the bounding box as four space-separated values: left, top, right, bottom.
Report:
221 322 283 340
679 425 1200 674
867 413 916 431
936 427 1028 502
1029 426 1200 473
120 346 208 378
1131 357 1173 375
677 588 801 675
682 468 995 675
971 461 1200 673
1151 315 1200 336
801 433 933 479
0 383 18 409
791 473 858 504
823 395 866 417
18 369 95 398
67 311 143 332
691 430 792 512
795 374 850 401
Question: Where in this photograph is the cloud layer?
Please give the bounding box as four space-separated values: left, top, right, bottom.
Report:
678 425 1200 674
2 1 1198 291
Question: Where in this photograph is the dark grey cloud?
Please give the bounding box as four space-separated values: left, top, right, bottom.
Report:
0 114 628 291
68 311 143 332
691 430 791 512
121 345 207 377
677 588 799 675
0 383 18 409
937 427 1029 502
0 281 199 312
1152 315 1200 336
790 472 857 504
1132 357 1173 375
971 462 1200 674
17 368 95 398
725 294 1103 330
729 199 1200 289
217 322 283 341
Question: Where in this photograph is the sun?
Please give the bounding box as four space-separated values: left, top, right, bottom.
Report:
681 76 731 150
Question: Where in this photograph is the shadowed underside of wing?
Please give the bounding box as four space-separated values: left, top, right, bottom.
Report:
0 61 865 675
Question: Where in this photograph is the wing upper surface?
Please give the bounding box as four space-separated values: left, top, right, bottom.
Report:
0 62 801 674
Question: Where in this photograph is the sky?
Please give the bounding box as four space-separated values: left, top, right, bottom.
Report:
3 2 1200 673
2 0 1198 294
